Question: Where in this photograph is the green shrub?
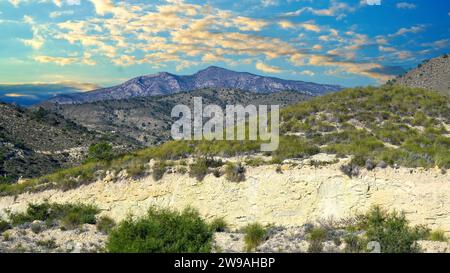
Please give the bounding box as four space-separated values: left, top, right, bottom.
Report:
307 227 327 253
243 223 267 252
152 161 167 181
126 160 147 177
209 217 228 232
106 207 213 253
9 202 99 230
429 230 447 242
225 163 246 182
343 233 364 253
357 206 429 253
189 158 209 181
87 142 114 162
0 219 11 233
36 238 58 249
96 216 116 234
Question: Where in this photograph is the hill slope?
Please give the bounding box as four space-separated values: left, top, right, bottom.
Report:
3 85 448 196
41 89 312 145
43 66 341 104
394 54 450 96
0 103 135 181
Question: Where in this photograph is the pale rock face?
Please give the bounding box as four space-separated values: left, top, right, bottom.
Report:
0 164 449 234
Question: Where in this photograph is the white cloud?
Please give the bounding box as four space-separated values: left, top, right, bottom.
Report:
256 62 282 73
50 10 75 18
390 24 426 37
396 2 417 9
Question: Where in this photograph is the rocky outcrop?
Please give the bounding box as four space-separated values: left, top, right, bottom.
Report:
0 162 448 233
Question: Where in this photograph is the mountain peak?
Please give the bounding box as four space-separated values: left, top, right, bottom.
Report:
44 67 342 104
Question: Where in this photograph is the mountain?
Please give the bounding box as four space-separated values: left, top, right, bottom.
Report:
393 54 450 96
0 103 135 181
41 88 312 146
43 66 341 104
0 82 100 106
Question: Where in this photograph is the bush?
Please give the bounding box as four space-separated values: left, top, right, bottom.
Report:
9 202 99 230
96 216 116 234
209 217 228 232
126 160 147 178
36 238 58 249
357 206 429 253
106 207 213 253
307 227 327 253
152 161 167 181
88 142 114 162
189 158 209 181
0 219 11 233
243 223 267 252
429 230 447 242
225 163 246 182
340 163 359 178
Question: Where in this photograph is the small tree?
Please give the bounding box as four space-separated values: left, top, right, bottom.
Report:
88 142 114 161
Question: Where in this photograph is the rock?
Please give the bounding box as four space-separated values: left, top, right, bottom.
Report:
365 159 375 171
417 240 450 253
30 220 45 234
377 161 387 169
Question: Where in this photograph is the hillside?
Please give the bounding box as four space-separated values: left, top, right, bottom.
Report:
394 54 450 96
2 85 448 196
41 89 312 145
43 66 341 104
1 85 449 254
0 103 135 181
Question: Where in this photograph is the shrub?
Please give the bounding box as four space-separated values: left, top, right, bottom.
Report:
429 230 447 242
189 158 209 181
36 238 58 249
343 233 365 253
357 206 429 253
340 163 359 178
87 142 114 162
225 163 246 182
307 227 327 253
152 161 167 181
243 223 267 252
0 219 11 233
126 160 147 178
96 216 116 234
106 207 213 253
209 217 228 232
9 202 99 230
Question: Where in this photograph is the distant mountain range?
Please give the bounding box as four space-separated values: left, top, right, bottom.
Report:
394 54 450 96
0 82 100 106
44 66 341 105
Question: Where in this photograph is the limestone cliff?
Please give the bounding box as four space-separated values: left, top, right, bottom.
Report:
1 161 449 233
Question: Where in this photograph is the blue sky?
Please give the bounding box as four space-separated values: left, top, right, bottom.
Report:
0 0 448 88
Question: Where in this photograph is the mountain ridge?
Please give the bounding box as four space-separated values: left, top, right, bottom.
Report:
394 54 450 96
43 66 342 105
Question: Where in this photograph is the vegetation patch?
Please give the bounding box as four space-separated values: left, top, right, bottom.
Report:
106 207 213 253
243 223 267 252
224 162 246 182
8 202 100 230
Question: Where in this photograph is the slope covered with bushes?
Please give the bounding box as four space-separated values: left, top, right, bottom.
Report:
1 86 448 196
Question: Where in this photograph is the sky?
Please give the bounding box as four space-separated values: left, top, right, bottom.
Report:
0 0 449 88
